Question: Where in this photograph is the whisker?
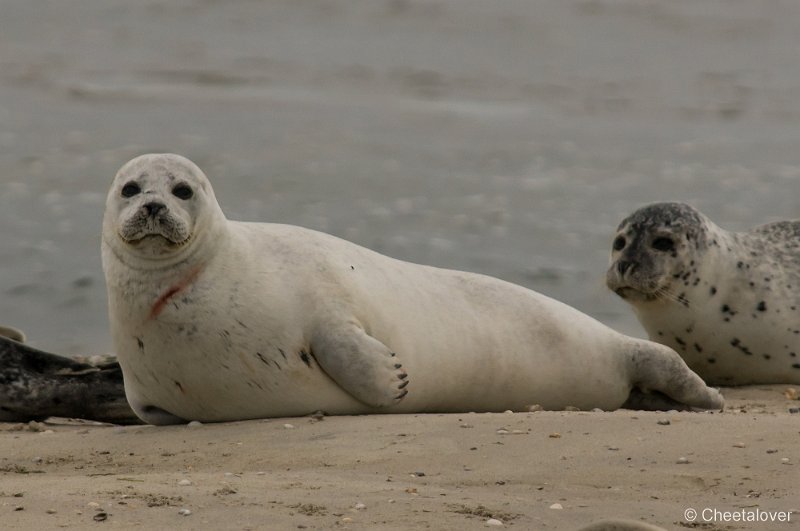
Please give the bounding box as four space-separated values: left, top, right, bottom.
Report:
654 286 690 308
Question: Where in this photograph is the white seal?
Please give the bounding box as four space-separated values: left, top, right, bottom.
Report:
102 154 723 424
607 201 800 385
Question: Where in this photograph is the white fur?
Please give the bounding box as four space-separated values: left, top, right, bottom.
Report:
103 154 723 424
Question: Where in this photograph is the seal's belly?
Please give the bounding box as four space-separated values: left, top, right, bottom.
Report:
641 314 800 385
119 319 365 421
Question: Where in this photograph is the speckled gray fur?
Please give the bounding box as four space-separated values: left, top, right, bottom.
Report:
607 202 800 385
0 335 139 423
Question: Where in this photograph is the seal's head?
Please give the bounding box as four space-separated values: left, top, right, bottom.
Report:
103 153 225 265
606 202 711 304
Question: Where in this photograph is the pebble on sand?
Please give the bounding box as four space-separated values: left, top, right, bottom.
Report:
657 419 670 426
178 479 192 486
178 508 192 516
283 424 296 429
676 457 690 464
733 442 746 448
187 421 203 428
486 518 504 526
549 503 563 510
354 502 366 510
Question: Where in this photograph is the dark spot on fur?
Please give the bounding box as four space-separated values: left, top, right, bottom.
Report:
763 354 771 360
278 348 287 360
793 364 800 369
300 350 312 368
136 337 144 351
756 301 767 312
731 338 740 347
674 337 686 347
350 265 355 270
255 352 270 366
174 381 185 393
52 397 62 405
791 352 797 358
694 343 703 353
657 330 664 337
721 304 730 313
236 319 249 329
707 358 716 364
710 286 717 295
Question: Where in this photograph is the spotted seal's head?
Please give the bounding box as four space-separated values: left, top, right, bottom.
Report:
103 154 226 264
606 202 711 303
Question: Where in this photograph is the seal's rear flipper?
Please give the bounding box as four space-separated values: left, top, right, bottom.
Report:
622 388 691 411
0 336 140 424
626 340 724 411
0 325 26 343
311 320 409 408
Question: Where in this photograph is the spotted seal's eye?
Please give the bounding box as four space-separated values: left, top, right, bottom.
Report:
652 237 675 252
612 236 626 251
172 184 193 200
121 182 141 198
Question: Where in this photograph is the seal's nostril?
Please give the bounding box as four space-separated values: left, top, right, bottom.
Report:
143 202 166 216
617 261 634 276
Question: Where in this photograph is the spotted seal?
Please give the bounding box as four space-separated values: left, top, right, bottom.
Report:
607 201 800 385
102 155 723 424
0 329 137 423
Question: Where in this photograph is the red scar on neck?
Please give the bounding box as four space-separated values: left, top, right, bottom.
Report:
148 266 204 320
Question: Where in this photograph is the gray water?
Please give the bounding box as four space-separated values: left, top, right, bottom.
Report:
1 0 799 355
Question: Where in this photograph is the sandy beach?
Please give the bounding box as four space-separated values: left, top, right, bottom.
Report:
2 1 800 529
0 387 797 530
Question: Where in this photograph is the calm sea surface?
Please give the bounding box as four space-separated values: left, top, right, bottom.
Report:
1 0 799 355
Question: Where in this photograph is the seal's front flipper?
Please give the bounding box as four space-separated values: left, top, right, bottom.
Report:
311 321 409 408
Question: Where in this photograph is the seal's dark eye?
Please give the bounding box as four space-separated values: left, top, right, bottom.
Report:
121 182 141 198
612 236 626 251
652 237 675 252
172 184 193 200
